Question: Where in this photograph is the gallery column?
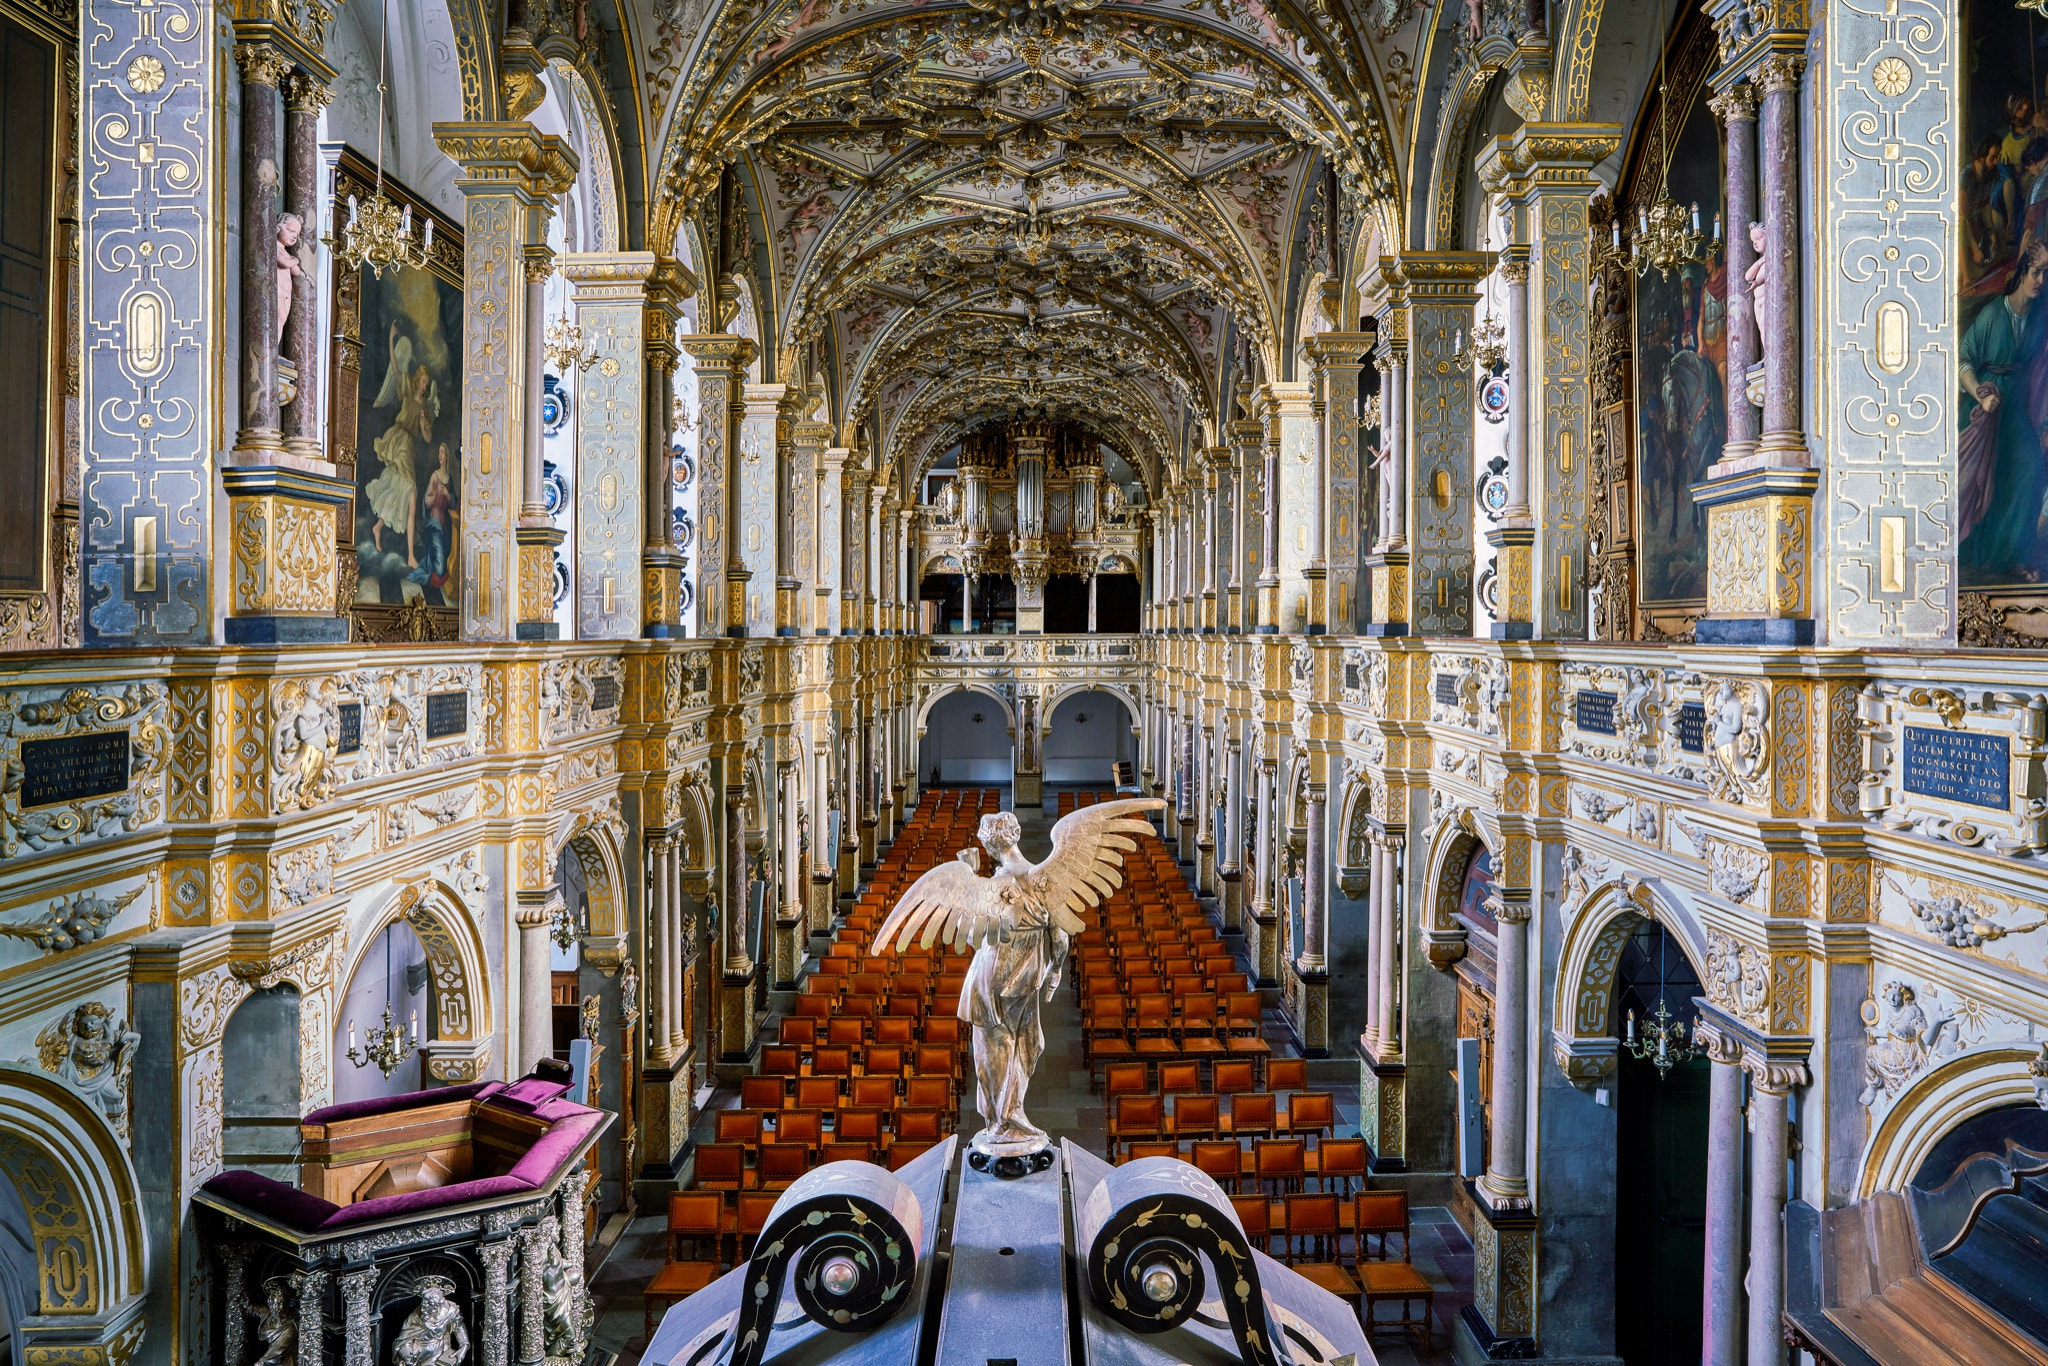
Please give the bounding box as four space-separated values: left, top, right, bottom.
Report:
433 123 578 640
1745 1053 1808 1366
1710 80 1761 465
680 336 754 637
223 40 353 645
1306 329 1370 635
1692 26 1817 645
515 243 562 639
1696 1019 1748 1366
634 264 688 637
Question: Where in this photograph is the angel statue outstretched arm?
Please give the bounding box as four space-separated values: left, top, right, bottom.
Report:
876 798 1163 1167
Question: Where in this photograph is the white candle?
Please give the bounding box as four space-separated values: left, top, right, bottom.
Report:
1690 202 1700 232
410 1012 419 1042
348 1020 357 1050
1625 1009 1636 1044
347 194 359 227
1612 221 1621 249
423 219 434 251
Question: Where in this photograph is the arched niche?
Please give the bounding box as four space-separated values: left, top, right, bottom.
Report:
0 1064 149 1365
1041 686 1137 786
334 880 496 1098
1859 1049 2048 1198
1549 874 1709 1090
916 686 1016 789
555 807 628 963
220 986 304 1182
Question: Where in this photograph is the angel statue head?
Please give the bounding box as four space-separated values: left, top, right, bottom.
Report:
977 810 1022 860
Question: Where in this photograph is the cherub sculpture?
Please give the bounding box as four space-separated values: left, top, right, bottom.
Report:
877 799 1163 1166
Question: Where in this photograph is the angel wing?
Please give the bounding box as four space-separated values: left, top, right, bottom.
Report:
1031 797 1166 936
875 849 1006 953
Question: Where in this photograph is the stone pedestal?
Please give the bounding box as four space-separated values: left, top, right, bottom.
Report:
221 466 352 643
717 966 761 1080
1362 549 1410 636
1357 1038 1408 1173
515 523 564 640
1486 523 1536 640
1460 1186 1538 1358
1692 467 1819 645
638 1058 695 1180
1289 961 1328 1057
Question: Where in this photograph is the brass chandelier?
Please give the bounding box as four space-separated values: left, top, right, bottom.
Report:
324 0 434 278
1623 0 1719 279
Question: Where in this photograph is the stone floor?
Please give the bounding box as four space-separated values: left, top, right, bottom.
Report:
587 789 1471 1364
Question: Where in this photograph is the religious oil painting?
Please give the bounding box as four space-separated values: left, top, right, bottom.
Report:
1959 0 2048 589
1630 41 1727 610
353 263 462 608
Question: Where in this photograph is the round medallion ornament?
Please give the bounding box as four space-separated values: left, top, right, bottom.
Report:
1480 472 1510 518
540 382 569 437
1871 57 1911 98
127 56 166 93
540 459 569 518
1479 374 1511 424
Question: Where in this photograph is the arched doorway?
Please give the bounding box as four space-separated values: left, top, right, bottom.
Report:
918 689 1014 787
1612 916 1709 1366
1043 689 1134 786
334 919 433 1103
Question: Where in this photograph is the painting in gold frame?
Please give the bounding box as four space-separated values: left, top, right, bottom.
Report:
323 145 466 644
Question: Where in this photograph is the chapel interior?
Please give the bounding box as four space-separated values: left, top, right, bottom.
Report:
0 0 2042 1363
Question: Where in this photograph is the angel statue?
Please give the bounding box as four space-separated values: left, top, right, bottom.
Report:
877 798 1163 1171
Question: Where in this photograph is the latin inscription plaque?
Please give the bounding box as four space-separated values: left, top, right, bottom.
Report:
336 702 362 755
1901 725 2009 810
1676 701 1706 754
592 675 618 712
1574 689 1618 736
21 730 130 807
1433 672 1458 707
425 690 468 740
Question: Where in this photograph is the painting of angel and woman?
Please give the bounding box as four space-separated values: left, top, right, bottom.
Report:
1958 0 2048 588
352 262 463 608
1631 57 1728 610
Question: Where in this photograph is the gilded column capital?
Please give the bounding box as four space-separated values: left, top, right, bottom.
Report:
1707 81 1760 124
1497 254 1531 285
522 246 556 283
431 121 580 200
1694 1017 1746 1066
681 333 759 372
1755 53 1806 94
234 43 293 87
285 74 333 113
1742 1052 1810 1096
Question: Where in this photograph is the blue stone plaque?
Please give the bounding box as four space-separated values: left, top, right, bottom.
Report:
1901 725 2009 810
1433 672 1458 707
336 702 362 755
20 730 130 807
1676 701 1707 754
425 690 468 740
1574 689 1618 736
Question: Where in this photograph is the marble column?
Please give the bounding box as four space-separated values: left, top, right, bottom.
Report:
725 788 751 973
1203 448 1225 632
1374 835 1401 1050
1363 835 1387 1050
280 75 329 459
516 246 562 639
663 838 684 1055
1746 1055 1807 1366
1477 890 1529 1209
1699 1021 1747 1366
1087 571 1099 631
635 275 683 636
517 892 557 1072
1712 81 1762 463
1364 336 1410 637
1755 54 1807 465
1257 394 1282 632
1488 252 1535 639
645 835 672 1064
233 44 288 458
817 446 847 634
1299 785 1326 968
776 395 803 636
1384 349 1407 547
1251 760 1278 984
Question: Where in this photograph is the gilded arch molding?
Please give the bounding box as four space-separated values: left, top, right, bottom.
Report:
1858 1047 2048 1198
1549 873 1707 1088
339 878 497 1084
0 1063 149 1364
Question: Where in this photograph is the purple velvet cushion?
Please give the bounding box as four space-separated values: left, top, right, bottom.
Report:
504 1112 604 1186
202 1169 340 1228
301 1081 491 1128
320 1175 537 1227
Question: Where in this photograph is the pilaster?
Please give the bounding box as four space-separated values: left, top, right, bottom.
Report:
431 122 579 641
